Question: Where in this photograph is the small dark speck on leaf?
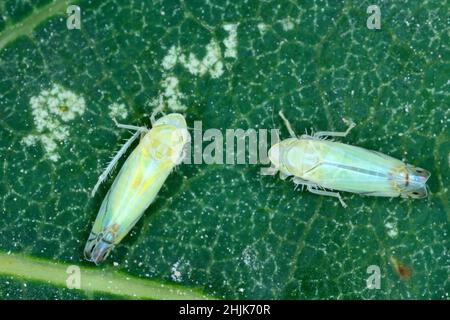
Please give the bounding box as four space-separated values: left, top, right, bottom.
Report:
391 257 413 280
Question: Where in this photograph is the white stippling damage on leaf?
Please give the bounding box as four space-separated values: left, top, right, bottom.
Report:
223 23 238 59
149 75 186 112
280 17 295 31
153 32 236 113
162 39 226 77
108 102 128 120
22 84 85 162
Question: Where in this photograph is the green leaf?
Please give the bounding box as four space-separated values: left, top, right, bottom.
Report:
0 0 448 299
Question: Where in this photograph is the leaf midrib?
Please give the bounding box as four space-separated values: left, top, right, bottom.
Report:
0 252 216 299
0 0 72 51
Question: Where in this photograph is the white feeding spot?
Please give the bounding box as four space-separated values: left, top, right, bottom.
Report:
223 23 238 59
162 46 180 71
153 36 232 112
108 102 128 120
170 259 191 282
179 52 201 75
161 40 224 78
385 221 398 238
172 269 182 282
241 246 259 270
162 76 186 111
404 103 411 113
281 17 295 31
257 23 269 34
149 75 186 111
22 84 85 162
179 40 224 78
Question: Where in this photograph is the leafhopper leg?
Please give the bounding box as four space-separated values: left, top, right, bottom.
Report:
306 185 348 208
279 171 290 180
313 118 356 139
260 165 278 176
292 176 315 191
112 118 147 132
278 111 297 138
91 126 148 197
150 105 166 126
292 176 311 186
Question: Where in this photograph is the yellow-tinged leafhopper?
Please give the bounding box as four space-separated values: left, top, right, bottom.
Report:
85 113 190 264
268 111 430 208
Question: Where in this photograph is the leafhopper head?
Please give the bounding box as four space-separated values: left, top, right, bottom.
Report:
268 143 280 168
145 113 190 164
268 138 300 176
153 113 188 129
